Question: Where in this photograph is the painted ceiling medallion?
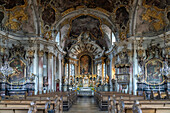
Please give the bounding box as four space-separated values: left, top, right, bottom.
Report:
69 15 103 39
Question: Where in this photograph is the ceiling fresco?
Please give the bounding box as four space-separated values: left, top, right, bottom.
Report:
0 0 25 10
115 7 129 29
42 6 56 25
0 0 169 41
39 0 133 13
145 0 169 9
136 0 170 37
69 15 102 39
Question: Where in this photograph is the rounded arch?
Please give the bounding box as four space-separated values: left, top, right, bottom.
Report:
54 8 118 39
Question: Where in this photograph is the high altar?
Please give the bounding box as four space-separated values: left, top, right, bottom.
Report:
62 32 111 95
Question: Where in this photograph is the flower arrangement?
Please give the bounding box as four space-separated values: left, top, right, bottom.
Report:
91 87 94 91
77 87 80 91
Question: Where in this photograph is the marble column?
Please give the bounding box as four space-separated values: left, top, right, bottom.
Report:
75 63 78 85
58 54 62 91
68 59 70 91
133 41 138 95
101 57 105 85
109 54 113 91
38 50 44 94
33 47 38 95
53 54 56 91
48 52 53 92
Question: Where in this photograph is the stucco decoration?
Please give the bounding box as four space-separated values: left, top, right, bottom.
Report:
5 9 28 31
22 6 36 34
115 6 129 40
39 0 115 13
136 0 169 36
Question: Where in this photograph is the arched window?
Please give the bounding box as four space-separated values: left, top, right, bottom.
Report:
66 63 68 77
97 63 102 77
71 64 75 77
112 32 116 45
55 31 60 46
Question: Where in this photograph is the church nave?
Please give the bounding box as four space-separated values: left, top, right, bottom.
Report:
64 97 107 113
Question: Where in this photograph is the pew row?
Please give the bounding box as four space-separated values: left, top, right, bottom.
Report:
0 96 62 113
0 91 77 112
94 91 144 110
107 95 170 113
25 91 77 111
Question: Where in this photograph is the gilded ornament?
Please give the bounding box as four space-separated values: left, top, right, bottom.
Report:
119 31 127 41
38 50 44 57
27 50 35 57
61 8 74 17
142 0 165 11
5 9 28 30
137 49 144 57
142 8 165 31
44 31 52 40
48 52 53 59
0 47 6 54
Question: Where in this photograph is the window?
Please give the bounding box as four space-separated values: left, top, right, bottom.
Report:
112 32 116 45
55 32 60 46
97 63 102 77
71 64 75 76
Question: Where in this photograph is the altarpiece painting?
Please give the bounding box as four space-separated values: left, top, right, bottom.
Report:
80 55 92 75
145 59 164 85
8 58 26 85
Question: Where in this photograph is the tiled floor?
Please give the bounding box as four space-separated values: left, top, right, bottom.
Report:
64 97 107 113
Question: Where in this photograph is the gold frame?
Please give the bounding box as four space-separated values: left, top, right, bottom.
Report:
78 54 93 76
145 58 165 85
7 58 27 85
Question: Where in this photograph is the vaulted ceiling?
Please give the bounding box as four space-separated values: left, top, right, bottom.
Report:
0 0 169 52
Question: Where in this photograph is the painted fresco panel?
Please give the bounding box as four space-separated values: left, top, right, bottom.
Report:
80 55 92 75
145 59 164 85
8 59 26 84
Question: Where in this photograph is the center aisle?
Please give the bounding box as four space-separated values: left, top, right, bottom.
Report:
64 97 107 113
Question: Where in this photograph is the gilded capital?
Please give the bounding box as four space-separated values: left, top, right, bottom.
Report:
38 50 44 57
0 47 6 54
27 50 35 57
48 52 53 59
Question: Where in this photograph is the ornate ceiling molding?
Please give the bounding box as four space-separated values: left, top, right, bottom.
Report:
54 8 116 32
68 32 104 59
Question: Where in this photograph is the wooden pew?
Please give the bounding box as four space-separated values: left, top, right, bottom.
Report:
0 91 77 112
107 95 170 113
27 91 77 111
94 91 144 110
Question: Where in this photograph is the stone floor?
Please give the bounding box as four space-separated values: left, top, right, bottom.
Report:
64 97 107 113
